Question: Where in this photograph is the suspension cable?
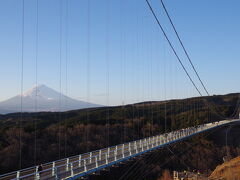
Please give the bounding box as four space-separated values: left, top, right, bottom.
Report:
19 0 25 170
58 0 63 159
34 0 39 166
105 0 110 148
64 0 69 158
86 0 91 152
159 0 239 119
145 0 236 120
160 0 210 96
145 0 202 97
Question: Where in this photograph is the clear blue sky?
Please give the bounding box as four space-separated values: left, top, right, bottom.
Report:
0 0 239 105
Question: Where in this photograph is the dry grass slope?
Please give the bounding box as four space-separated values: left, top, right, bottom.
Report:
210 156 240 180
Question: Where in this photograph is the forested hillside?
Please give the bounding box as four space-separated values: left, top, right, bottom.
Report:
0 93 239 174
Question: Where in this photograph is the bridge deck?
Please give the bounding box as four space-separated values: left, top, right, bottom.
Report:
0 119 239 180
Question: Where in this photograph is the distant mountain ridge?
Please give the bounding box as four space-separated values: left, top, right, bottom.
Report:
0 85 100 114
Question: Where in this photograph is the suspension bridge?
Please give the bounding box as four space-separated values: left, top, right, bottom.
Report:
0 0 239 179
0 118 239 180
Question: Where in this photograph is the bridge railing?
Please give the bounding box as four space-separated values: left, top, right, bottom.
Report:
0 119 238 180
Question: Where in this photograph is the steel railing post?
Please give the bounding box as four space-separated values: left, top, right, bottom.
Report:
90 152 93 163
107 148 110 158
135 141 138 153
16 171 20 180
96 156 98 168
35 167 40 180
52 162 55 176
84 160 87 172
70 163 73 177
54 167 58 180
142 138 147 151
151 137 154 148
147 138 149 149
105 153 108 164
114 146 117 161
66 158 69 171
99 150 102 161
78 155 81 167
129 142 131 156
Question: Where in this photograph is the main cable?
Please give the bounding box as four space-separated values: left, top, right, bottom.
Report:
160 0 210 96
145 0 202 97
145 0 230 120
160 0 240 120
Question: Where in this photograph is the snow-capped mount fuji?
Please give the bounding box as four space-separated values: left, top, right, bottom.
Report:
0 85 101 114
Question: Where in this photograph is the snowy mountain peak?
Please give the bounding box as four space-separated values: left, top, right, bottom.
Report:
22 84 60 100
22 84 44 97
0 85 101 114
